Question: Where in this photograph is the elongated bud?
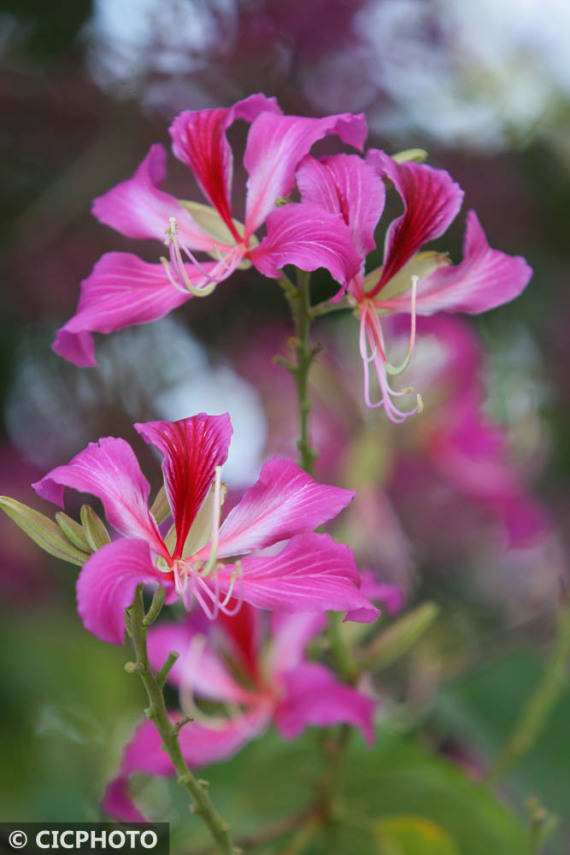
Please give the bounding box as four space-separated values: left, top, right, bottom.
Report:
358 602 440 671
392 148 428 164
55 511 92 552
150 485 170 525
80 504 111 550
0 496 89 566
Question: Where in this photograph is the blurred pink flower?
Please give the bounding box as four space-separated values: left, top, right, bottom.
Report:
33 413 377 644
53 94 366 366
104 604 375 821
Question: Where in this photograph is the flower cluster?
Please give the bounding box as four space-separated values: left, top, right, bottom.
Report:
1 92 535 840
53 93 530 423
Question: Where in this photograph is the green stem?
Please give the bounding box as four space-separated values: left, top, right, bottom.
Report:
127 586 237 854
278 271 317 475
486 600 570 786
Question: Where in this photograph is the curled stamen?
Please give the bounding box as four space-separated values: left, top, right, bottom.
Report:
173 562 194 611
161 217 238 297
384 274 418 376
359 305 422 423
218 561 244 616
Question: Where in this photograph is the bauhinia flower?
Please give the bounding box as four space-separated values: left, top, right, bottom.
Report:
53 93 366 366
32 413 377 643
296 149 532 422
104 605 375 821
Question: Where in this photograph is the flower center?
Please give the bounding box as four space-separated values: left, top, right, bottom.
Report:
160 217 243 297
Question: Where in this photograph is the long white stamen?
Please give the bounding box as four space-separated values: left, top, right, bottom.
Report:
162 217 231 297
385 275 419 376
201 466 222 579
360 300 423 422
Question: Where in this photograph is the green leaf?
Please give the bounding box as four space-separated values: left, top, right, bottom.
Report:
432 651 570 849
80 504 111 550
359 602 440 671
0 496 88 566
375 816 459 855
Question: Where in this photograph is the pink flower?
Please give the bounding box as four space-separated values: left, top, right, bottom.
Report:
103 605 375 821
53 94 366 366
389 314 550 549
296 150 532 421
32 414 377 644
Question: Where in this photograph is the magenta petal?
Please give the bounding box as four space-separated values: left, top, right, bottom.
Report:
102 777 146 823
170 94 280 235
250 202 362 285
218 533 375 614
52 253 194 366
403 210 532 315
275 662 375 743
146 622 252 704
215 456 355 558
33 435 163 548
135 414 232 559
244 111 368 233
120 707 270 778
52 329 96 368
268 612 327 677
366 149 464 298
296 154 385 257
92 144 214 250
76 539 169 644
357 570 406 616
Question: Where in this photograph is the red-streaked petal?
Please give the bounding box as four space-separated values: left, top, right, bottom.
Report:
76 539 170 645
52 253 194 366
275 662 375 743
33 436 163 549
250 202 362 285
384 210 532 315
135 415 233 559
92 144 215 250
146 622 253 705
170 94 280 235
296 154 385 257
215 456 355 558
216 604 261 680
268 612 327 677
217 533 378 615
365 149 464 298
244 111 368 233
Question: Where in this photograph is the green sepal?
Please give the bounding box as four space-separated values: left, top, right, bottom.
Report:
55 511 92 552
0 496 89 566
392 148 429 164
80 504 111 551
358 602 440 671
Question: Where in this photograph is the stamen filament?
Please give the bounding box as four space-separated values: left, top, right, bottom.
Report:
201 467 222 579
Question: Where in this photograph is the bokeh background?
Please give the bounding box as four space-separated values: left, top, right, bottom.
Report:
1 1 569 852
